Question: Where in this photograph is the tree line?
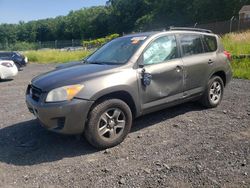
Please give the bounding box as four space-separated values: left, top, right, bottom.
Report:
0 0 249 45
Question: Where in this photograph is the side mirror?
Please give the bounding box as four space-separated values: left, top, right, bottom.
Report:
137 55 152 86
137 55 144 68
142 71 152 86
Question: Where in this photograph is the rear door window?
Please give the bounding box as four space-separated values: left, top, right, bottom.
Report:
180 34 203 57
203 35 218 52
0 53 7 57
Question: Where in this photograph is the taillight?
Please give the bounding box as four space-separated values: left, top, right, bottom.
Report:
224 51 232 61
1 62 13 67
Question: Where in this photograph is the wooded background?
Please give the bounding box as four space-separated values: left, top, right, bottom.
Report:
0 0 250 45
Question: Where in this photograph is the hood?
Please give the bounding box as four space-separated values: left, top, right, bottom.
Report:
56 61 84 69
32 64 119 91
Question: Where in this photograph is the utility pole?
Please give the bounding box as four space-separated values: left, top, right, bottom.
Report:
55 40 58 49
5 39 8 50
230 16 235 33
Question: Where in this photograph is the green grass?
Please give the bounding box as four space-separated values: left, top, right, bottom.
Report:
222 32 250 55
24 50 91 64
222 31 250 80
231 59 250 80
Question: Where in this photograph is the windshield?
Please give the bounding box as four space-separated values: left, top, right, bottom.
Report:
87 36 147 65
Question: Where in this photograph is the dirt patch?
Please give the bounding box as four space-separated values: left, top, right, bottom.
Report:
0 63 249 187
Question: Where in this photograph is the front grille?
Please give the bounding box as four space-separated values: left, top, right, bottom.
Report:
30 85 42 102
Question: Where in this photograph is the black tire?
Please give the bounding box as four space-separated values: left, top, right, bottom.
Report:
84 99 132 149
15 63 22 71
200 76 224 108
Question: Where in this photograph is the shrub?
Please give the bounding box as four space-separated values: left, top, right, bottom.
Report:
9 42 38 51
222 31 250 55
83 33 119 49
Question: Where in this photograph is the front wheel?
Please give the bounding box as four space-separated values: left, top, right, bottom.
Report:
84 99 132 149
200 76 224 108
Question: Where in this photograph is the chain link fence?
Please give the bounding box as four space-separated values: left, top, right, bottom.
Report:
37 39 82 49
194 18 250 35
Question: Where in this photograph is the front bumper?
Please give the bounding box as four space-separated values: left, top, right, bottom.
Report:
26 95 94 134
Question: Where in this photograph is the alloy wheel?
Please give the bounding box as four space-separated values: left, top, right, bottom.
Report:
98 108 126 140
209 81 222 104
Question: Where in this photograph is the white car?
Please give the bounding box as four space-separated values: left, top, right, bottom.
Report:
0 60 18 80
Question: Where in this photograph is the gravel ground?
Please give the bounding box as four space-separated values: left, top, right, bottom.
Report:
0 63 249 188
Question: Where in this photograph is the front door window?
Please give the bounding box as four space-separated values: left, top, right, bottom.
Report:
143 35 178 65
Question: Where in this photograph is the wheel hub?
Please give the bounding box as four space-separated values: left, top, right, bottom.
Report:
213 88 219 94
108 119 116 129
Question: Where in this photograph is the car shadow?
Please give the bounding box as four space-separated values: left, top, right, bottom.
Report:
0 78 13 82
0 102 204 166
0 120 98 166
132 102 204 132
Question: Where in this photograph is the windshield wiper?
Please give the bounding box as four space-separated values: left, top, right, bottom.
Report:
88 61 111 65
82 59 89 64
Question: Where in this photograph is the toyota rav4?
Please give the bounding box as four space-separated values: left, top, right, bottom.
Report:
26 28 232 149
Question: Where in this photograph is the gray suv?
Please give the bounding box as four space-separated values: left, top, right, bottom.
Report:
26 28 232 149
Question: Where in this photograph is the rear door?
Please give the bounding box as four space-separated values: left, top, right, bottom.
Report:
179 34 212 97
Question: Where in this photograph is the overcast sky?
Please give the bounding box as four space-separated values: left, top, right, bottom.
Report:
0 0 107 24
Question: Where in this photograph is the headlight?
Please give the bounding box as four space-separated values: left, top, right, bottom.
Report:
46 84 84 102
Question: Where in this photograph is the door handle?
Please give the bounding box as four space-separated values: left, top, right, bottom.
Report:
208 59 214 65
176 66 182 73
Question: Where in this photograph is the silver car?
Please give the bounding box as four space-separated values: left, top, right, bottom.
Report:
26 28 232 149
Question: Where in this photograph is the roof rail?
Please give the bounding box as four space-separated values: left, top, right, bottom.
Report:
169 27 213 33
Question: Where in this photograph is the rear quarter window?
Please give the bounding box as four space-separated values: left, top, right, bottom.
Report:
203 35 218 52
0 52 12 58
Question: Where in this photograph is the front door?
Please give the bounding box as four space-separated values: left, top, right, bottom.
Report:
138 35 184 111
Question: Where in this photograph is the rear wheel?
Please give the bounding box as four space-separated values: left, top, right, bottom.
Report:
200 76 224 108
15 63 22 71
84 99 132 149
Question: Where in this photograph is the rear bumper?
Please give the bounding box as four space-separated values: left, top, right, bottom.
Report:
24 57 28 63
225 68 233 86
26 95 94 134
